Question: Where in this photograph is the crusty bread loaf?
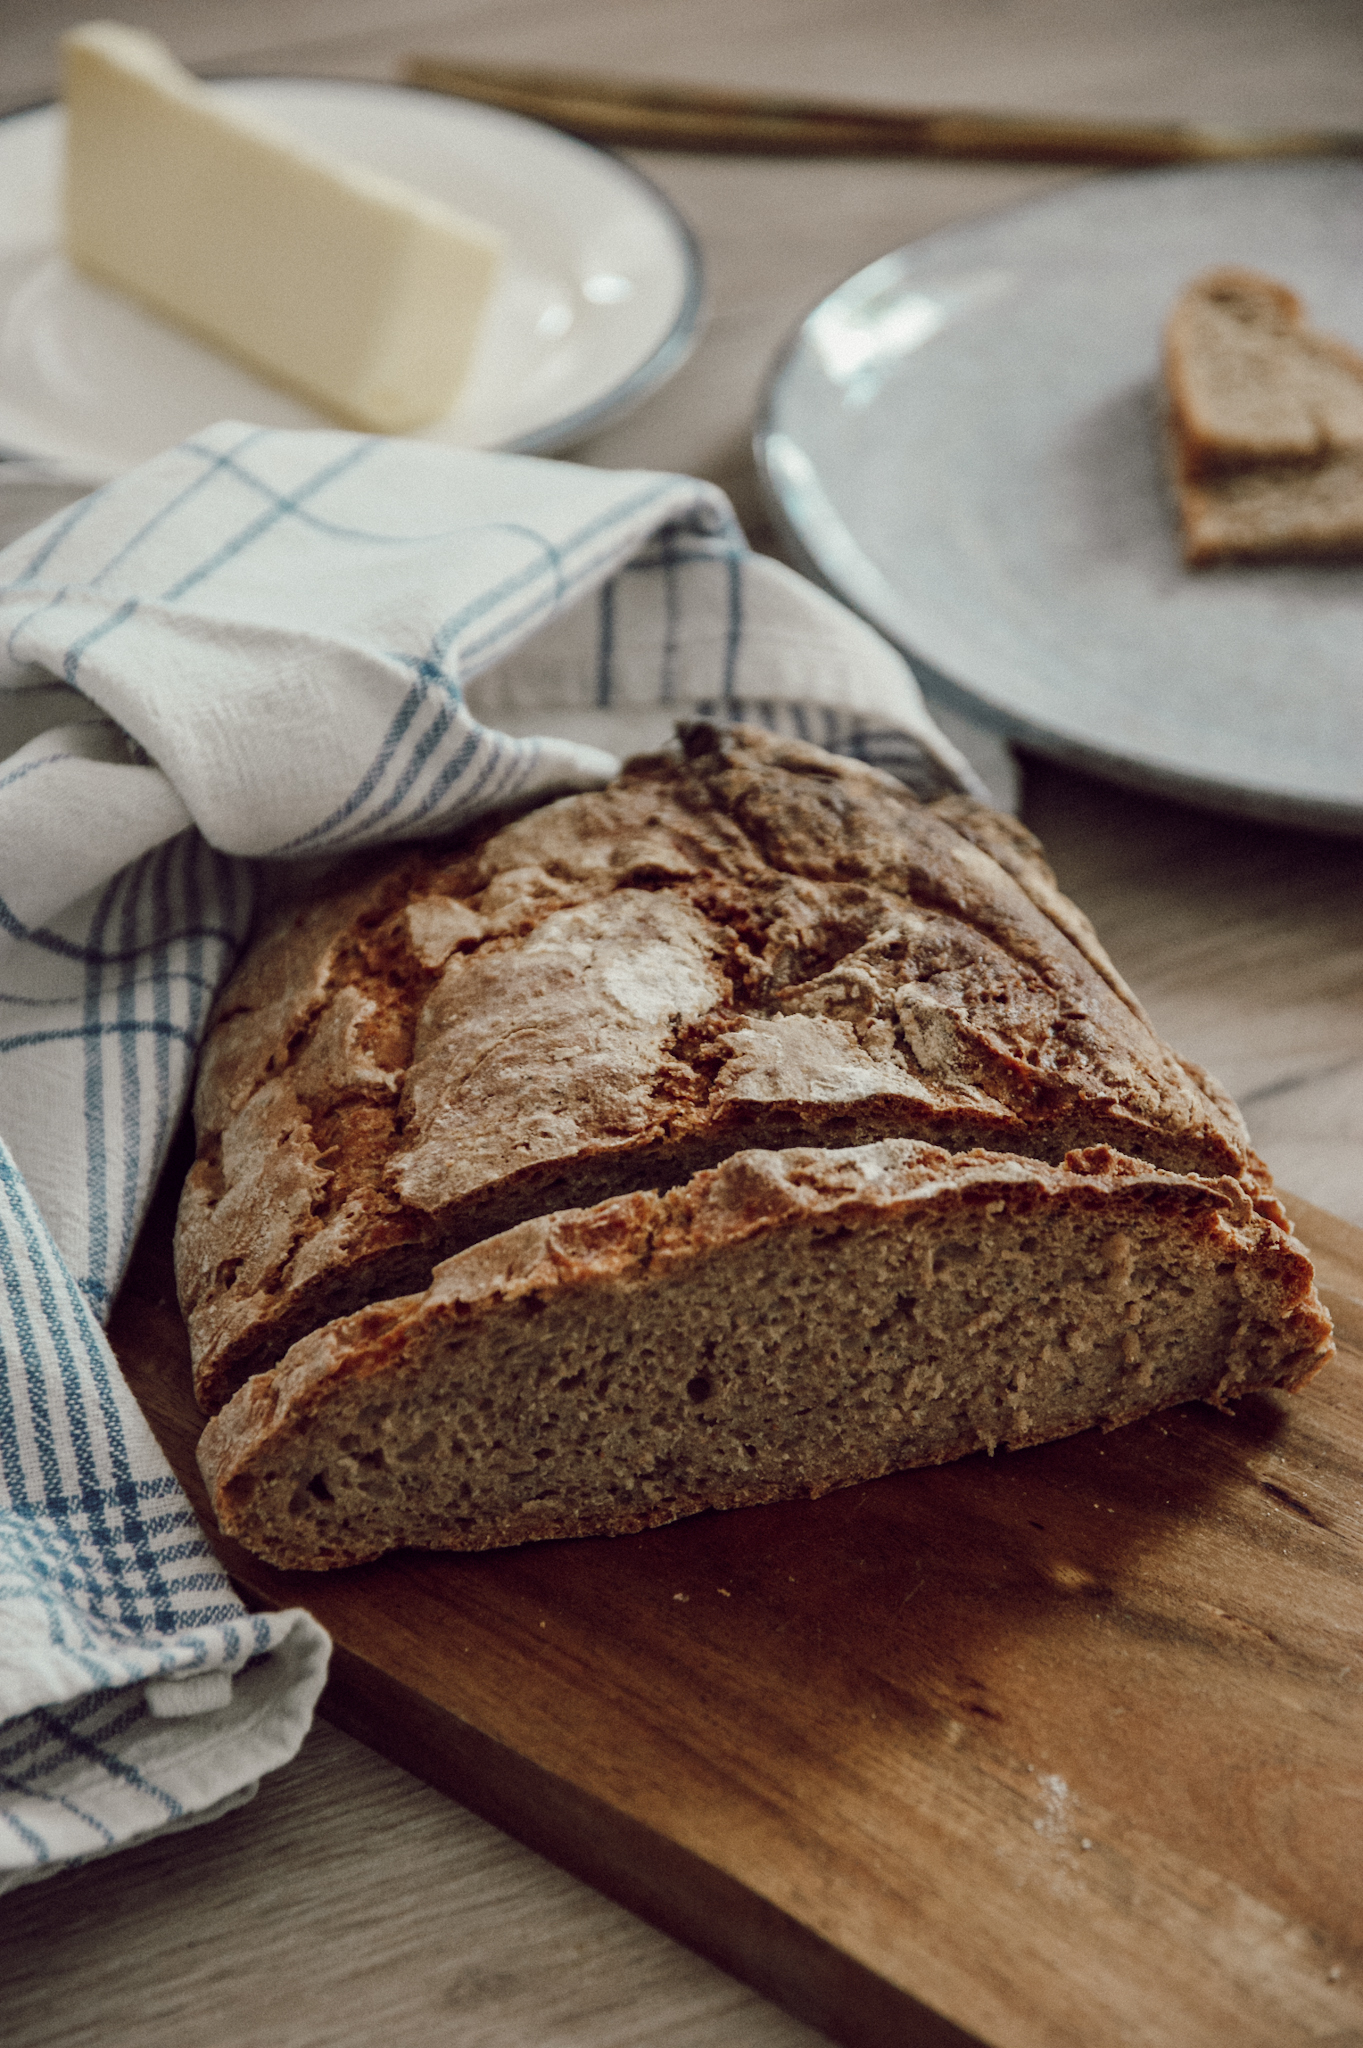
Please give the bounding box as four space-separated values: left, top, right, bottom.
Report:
1163 267 1363 565
177 724 1267 1413
196 1138 1333 1571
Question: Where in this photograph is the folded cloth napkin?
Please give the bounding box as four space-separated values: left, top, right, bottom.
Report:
0 421 978 1889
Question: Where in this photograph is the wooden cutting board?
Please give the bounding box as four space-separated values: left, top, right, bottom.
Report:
110 1144 1363 2048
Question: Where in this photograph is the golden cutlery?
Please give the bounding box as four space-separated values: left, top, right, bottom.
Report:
404 58 1363 165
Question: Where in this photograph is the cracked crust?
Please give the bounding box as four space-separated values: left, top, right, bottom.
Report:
196 1138 1334 1571
177 723 1266 1411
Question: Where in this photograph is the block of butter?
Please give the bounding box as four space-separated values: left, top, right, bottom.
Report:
62 23 503 433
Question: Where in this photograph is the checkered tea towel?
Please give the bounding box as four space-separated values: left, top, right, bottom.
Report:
0 421 978 1889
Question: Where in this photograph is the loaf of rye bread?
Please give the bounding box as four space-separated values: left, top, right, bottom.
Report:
1163 266 1363 565
178 725 1333 1569
177 724 1273 1415
196 1138 1332 1571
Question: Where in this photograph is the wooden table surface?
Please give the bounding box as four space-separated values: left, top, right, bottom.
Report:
4 4 1362 2045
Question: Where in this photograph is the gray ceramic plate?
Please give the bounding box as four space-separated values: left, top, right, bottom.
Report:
756 161 1363 833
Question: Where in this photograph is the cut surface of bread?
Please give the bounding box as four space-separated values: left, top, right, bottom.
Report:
1163 267 1363 564
177 724 1266 1412
196 1139 1334 1572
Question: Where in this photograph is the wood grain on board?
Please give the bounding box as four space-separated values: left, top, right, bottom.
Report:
109 1141 1363 2048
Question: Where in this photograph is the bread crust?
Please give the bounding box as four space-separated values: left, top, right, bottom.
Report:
177 726 1262 1412
196 1138 1334 1571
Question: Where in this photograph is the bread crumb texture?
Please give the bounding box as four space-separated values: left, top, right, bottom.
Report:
1163 266 1363 564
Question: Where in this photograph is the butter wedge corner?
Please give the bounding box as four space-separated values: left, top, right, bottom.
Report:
61 22 504 433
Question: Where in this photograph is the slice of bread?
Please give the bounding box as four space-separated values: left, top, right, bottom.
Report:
1163 267 1363 565
196 1139 1333 1572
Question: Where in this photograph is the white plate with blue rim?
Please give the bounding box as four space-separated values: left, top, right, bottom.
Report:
0 76 702 475
756 161 1363 834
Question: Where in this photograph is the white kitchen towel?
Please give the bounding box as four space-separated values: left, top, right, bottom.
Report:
0 421 977 1888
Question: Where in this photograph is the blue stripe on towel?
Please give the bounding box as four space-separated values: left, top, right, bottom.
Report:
161 439 377 603
596 581 615 708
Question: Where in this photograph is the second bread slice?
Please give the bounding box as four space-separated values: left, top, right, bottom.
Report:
197 1138 1332 1570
